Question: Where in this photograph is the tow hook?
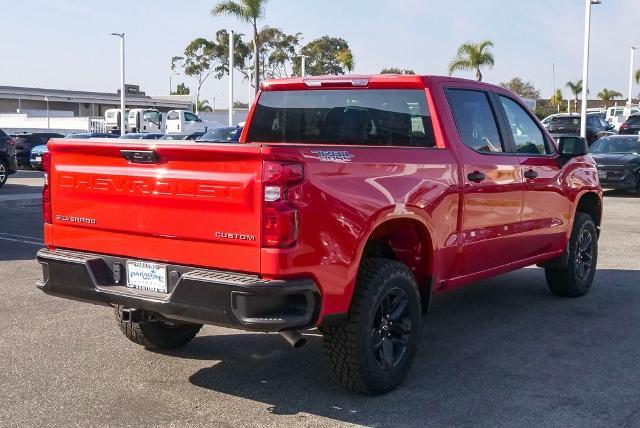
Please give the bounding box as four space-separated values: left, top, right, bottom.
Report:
279 330 306 348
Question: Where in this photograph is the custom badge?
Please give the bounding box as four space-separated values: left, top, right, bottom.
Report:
310 150 355 163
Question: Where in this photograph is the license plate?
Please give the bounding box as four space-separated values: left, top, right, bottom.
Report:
598 171 607 179
126 261 167 293
34 156 41 162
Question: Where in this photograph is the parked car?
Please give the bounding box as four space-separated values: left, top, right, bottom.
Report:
29 145 49 170
618 114 640 135
590 135 640 192
37 74 602 395
546 113 613 145
119 133 165 140
196 125 242 143
606 106 640 131
64 133 119 139
541 113 563 128
0 129 18 187
11 132 64 168
159 132 205 140
165 110 207 134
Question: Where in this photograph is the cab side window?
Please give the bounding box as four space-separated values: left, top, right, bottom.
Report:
185 112 199 122
447 89 504 153
499 96 549 155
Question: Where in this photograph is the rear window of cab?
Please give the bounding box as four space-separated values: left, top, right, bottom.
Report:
246 89 436 148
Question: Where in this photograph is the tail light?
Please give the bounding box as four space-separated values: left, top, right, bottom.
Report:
42 152 52 224
620 123 630 130
262 161 303 248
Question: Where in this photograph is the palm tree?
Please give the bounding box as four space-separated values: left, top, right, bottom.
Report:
565 80 583 112
194 99 213 113
212 0 267 94
597 88 623 102
448 40 495 81
550 89 564 108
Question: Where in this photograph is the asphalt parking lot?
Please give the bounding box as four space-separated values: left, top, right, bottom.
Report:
1 170 639 427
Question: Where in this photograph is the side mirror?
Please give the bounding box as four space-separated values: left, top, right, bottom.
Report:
558 136 588 157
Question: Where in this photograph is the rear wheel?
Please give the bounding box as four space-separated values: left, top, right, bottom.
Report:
545 213 598 297
320 258 421 395
114 306 202 350
0 159 8 188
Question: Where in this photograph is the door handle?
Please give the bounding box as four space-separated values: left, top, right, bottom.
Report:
467 171 486 183
524 169 538 180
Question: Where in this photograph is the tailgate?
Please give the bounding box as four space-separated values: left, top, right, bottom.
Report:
47 139 263 273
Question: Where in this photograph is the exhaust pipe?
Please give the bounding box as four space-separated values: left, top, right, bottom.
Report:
280 330 306 348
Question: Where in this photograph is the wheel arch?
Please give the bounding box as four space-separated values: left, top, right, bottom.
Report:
574 191 602 231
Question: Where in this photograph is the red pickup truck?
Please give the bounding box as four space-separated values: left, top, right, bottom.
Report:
37 75 602 394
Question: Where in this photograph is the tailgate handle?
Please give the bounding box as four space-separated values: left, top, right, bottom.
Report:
121 150 159 164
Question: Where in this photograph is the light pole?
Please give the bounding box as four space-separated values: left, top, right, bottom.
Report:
296 55 308 77
110 32 126 136
212 93 222 113
44 97 50 129
580 0 601 139
228 29 234 126
628 47 637 108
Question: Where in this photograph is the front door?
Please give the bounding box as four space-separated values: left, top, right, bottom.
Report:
445 88 524 277
496 94 572 259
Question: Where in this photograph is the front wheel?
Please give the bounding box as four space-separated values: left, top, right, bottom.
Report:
320 258 422 395
545 213 598 297
114 306 202 350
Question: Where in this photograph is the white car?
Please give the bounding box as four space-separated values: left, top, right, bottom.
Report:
165 110 207 134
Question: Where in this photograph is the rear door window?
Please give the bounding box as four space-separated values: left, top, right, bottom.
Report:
446 89 504 153
627 116 640 125
247 89 436 147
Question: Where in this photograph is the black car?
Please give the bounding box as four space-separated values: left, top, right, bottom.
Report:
64 132 119 139
160 132 206 141
0 129 18 188
590 135 640 192
119 133 165 140
197 126 242 143
618 114 640 135
547 113 614 145
11 132 64 167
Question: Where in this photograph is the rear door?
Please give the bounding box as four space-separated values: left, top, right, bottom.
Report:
495 94 572 258
48 140 264 272
445 88 524 276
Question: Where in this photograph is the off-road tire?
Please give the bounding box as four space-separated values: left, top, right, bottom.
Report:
0 159 8 188
545 213 598 297
114 306 202 350
320 258 421 395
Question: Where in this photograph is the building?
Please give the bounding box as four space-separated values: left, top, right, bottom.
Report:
0 84 192 117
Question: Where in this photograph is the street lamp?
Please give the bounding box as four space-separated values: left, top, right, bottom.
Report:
109 32 126 136
580 0 601 139
628 47 637 108
44 97 50 129
296 54 308 77
212 93 223 113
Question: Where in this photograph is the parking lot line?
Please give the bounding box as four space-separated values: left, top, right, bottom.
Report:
0 233 43 246
0 193 42 202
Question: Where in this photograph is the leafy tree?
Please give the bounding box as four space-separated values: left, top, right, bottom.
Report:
212 0 268 94
211 29 251 79
293 36 354 76
233 100 249 108
565 80 584 111
194 99 213 113
597 88 623 102
448 40 494 81
172 38 218 113
380 67 415 75
550 89 564 107
499 77 540 99
252 27 301 79
635 69 640 84
171 83 190 95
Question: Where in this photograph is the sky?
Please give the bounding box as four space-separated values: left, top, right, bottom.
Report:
3 0 640 105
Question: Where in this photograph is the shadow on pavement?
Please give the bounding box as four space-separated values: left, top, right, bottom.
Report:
177 268 640 427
